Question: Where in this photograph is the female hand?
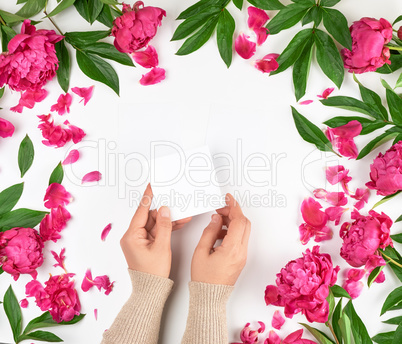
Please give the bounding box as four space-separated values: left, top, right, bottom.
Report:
190 193 251 286
120 184 191 278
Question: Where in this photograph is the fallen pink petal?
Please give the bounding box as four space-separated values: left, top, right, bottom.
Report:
81 269 114 295
326 120 362 159
299 100 313 105
351 188 370 210
257 321 265 333
0 117 15 138
11 88 48 113
326 165 352 194
51 248 66 271
94 308 98 320
247 6 269 30
20 298 29 308
40 206 71 242
255 54 279 73
64 120 86 144
272 310 285 330
101 223 112 241
317 87 334 99
82 171 102 184
325 206 347 225
50 93 72 116
132 45 159 68
255 27 269 45
44 183 72 209
71 86 94 105
343 279 364 299
63 149 80 165
235 34 256 60
139 67 166 86
265 330 280 344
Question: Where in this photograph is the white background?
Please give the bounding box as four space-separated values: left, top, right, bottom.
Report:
1 0 402 343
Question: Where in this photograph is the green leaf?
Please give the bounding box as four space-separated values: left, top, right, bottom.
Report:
302 6 323 27
396 215 402 223
46 0 77 17
82 42 134 66
386 88 402 126
372 332 394 344
65 30 110 48
217 9 235 68
176 14 220 55
332 299 343 344
23 312 85 335
394 15 402 25
322 8 352 49
357 129 400 160
358 83 389 121
381 286 402 315
55 40 70 93
1 25 17 52
368 265 385 287
0 183 24 216
394 133 402 145
320 0 340 6
172 7 221 41
3 285 22 342
391 233 402 243
18 330 63 342
327 289 335 319
73 0 104 24
100 0 118 4
270 28 313 75
330 285 352 299
232 0 243 10
291 106 334 152
383 316 402 325
177 0 228 20
248 0 285 10
377 55 402 74
266 3 309 35
76 50 119 95
97 5 115 28
373 191 402 209
18 134 34 178
344 300 373 344
0 10 26 25
395 73 402 89
0 208 48 231
381 246 402 261
324 116 389 135
0 87 4 99
49 162 64 185
339 311 352 344
381 78 393 91
300 323 335 344
16 0 47 18
393 323 402 344
314 29 344 88
293 37 314 101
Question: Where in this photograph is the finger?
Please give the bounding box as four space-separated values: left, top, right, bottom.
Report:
216 193 244 228
196 214 223 252
172 216 192 230
242 217 251 246
145 209 157 232
154 206 173 247
222 216 248 248
129 184 153 230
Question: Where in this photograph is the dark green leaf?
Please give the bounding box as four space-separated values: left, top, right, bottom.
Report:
314 29 344 88
49 162 64 185
324 116 389 135
82 42 134 66
16 0 47 18
46 0 77 17
88 0 104 24
1 25 17 52
76 50 119 95
330 285 352 299
344 300 373 344
381 246 402 261
373 191 402 209
0 183 24 216
248 0 285 10
300 323 335 344
368 265 385 287
394 133 402 145
391 233 402 243
3 285 22 342
97 5 115 28
332 299 343 344
0 208 48 231
172 6 221 41
357 129 400 160
55 40 70 93
386 88 402 126
217 9 235 68
0 267 3 274
291 106 334 152
293 37 314 101
17 0 29 3
381 286 402 315
271 28 313 75
177 0 228 20
18 330 63 342
0 87 4 98
266 3 309 35
320 0 340 6
383 316 402 325
322 8 352 49
18 134 34 178
100 0 118 4
372 332 394 344
396 215 402 223
74 0 91 22
23 312 85 335
0 10 26 25
358 84 389 121
176 14 220 55
232 0 243 10
393 324 402 344
394 15 402 25
65 30 110 48
376 55 402 74
302 6 323 27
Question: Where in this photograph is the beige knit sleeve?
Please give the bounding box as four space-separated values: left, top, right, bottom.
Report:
101 269 174 344
181 281 234 344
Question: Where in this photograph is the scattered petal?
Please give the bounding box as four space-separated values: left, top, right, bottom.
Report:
63 149 80 165
326 165 352 194
326 120 362 159
51 248 66 271
40 206 71 242
235 34 256 59
299 100 313 105
351 188 370 210
325 206 347 225
94 308 98 320
101 223 112 241
64 121 86 144
255 54 279 73
313 189 347 206
82 171 102 184
265 331 281 344
132 45 159 68
272 310 285 330
301 197 328 228
139 67 165 86
283 329 303 344
44 183 72 209
257 321 266 333
317 87 334 99
50 93 72 116
81 269 114 295
71 86 94 105
11 89 48 113
247 6 269 30
343 279 363 299
264 285 279 305
20 298 29 308
0 117 15 138
255 27 269 45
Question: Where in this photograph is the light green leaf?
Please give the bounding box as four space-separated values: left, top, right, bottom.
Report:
373 191 402 209
332 299 343 344
0 10 26 25
372 332 394 344
383 316 402 325
357 81 389 121
65 30 111 48
46 0 77 17
395 73 402 89
344 300 373 344
18 330 63 342
357 130 400 160
300 323 335 344
0 183 24 216
339 311 352 344
3 285 22 342
100 0 118 4
177 0 228 20
381 78 393 91
18 134 34 178
216 9 235 68
320 0 340 6
0 208 48 231
22 312 85 335
330 285 352 299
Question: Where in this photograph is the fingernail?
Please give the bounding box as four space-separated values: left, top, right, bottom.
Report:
160 206 170 218
211 214 220 223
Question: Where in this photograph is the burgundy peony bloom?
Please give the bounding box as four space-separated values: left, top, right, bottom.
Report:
112 1 166 53
340 210 393 268
398 27 402 40
341 17 393 73
0 20 63 92
26 273 81 322
265 246 339 323
366 141 402 196
0 227 44 280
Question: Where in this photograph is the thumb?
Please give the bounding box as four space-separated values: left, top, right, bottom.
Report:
154 206 173 247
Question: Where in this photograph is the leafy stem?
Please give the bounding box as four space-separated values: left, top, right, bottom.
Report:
385 45 402 51
381 250 402 268
112 4 123 15
326 321 340 344
0 15 6 26
44 10 64 36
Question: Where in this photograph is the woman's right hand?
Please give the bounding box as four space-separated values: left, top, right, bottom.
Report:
190 194 251 286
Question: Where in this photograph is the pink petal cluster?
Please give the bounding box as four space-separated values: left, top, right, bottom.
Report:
326 165 352 194
63 149 80 165
341 17 393 73
10 88 48 113
247 7 269 45
81 269 114 295
112 1 166 54
326 120 362 159
0 227 44 280
44 183 72 209
40 205 71 242
313 189 347 207
255 54 279 73
235 34 256 60
299 198 332 244
366 141 402 196
50 93 72 116
0 117 15 138
265 246 339 323
26 273 81 322
265 329 317 344
340 210 393 268
71 86 94 105
0 20 63 92
38 114 86 148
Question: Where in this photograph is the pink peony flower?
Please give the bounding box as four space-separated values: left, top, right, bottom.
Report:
265 246 339 323
132 45 159 68
317 88 334 99
0 20 63 92
235 34 256 59
326 165 352 194
112 1 166 53
26 273 81 322
62 149 80 165
366 141 402 196
340 210 393 268
81 269 114 295
326 120 362 159
82 171 102 183
50 93 72 116
272 310 285 330
139 67 165 85
39 206 71 242
11 88 48 113
0 117 15 138
341 17 393 73
0 227 44 280
71 86 94 105
255 54 279 73
44 183 72 209
236 322 264 344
